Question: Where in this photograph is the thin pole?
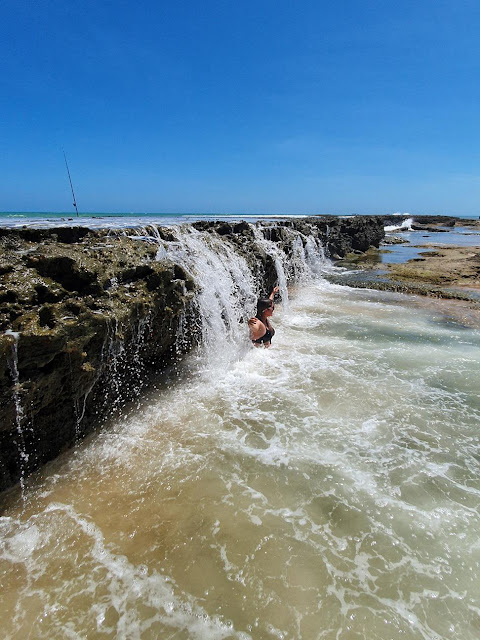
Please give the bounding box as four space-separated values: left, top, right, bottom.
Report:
63 149 79 217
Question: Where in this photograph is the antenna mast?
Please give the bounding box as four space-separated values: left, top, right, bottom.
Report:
63 149 79 217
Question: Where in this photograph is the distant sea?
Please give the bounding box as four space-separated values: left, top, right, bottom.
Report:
0 211 310 230
0 211 477 230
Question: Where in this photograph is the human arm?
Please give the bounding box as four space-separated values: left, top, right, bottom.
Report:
269 286 279 301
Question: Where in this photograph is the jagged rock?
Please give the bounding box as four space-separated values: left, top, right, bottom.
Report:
0 228 197 491
410 224 448 233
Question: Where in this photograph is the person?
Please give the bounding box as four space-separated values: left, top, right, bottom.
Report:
248 286 279 348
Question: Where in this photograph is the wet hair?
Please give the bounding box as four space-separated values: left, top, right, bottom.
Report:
256 298 273 318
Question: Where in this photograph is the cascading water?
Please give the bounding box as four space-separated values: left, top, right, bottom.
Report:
250 225 290 307
1 222 479 640
128 221 330 363
4 330 28 493
164 225 257 356
250 223 332 300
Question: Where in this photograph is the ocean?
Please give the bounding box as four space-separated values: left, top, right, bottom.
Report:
0 210 478 231
0 215 479 639
0 211 313 229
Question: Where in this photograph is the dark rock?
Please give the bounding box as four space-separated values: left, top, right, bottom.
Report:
34 283 65 304
233 221 250 234
25 255 100 293
316 215 385 257
0 289 17 303
411 216 457 226
0 264 13 276
38 305 56 328
0 230 198 492
411 224 448 232
216 223 234 235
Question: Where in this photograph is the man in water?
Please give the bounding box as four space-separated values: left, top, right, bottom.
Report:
248 286 279 347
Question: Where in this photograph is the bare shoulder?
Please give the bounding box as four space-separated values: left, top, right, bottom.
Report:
248 317 266 340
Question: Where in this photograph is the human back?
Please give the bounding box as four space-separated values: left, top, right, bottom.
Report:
248 287 279 347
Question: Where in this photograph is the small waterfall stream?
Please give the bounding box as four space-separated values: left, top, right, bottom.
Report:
162 225 258 354
5 330 28 493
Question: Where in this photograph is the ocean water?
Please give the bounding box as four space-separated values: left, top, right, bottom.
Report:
0 211 311 229
1 269 479 638
0 210 478 231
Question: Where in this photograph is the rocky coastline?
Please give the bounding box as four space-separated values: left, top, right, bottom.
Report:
329 216 480 313
0 215 384 493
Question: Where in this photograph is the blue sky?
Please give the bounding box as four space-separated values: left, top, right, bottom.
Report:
1 0 480 215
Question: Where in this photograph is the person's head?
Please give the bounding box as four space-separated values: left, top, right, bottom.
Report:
256 298 274 318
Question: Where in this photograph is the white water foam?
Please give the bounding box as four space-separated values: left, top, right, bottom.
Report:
384 217 414 232
1 235 480 639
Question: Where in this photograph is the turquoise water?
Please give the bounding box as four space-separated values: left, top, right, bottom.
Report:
0 211 309 229
0 211 478 231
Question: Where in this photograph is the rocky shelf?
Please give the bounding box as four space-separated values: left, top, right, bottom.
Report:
0 215 384 493
325 215 480 334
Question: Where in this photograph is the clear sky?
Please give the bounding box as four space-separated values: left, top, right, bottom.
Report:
1 0 479 215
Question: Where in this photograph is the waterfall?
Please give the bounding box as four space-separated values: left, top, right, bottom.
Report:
251 223 331 297
5 330 28 493
128 224 258 366
127 220 332 364
295 233 330 279
250 225 290 309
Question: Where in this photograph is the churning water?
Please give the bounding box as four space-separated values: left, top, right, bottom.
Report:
1 235 480 639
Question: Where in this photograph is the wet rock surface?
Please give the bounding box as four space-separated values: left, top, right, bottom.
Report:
0 228 196 491
0 216 384 492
